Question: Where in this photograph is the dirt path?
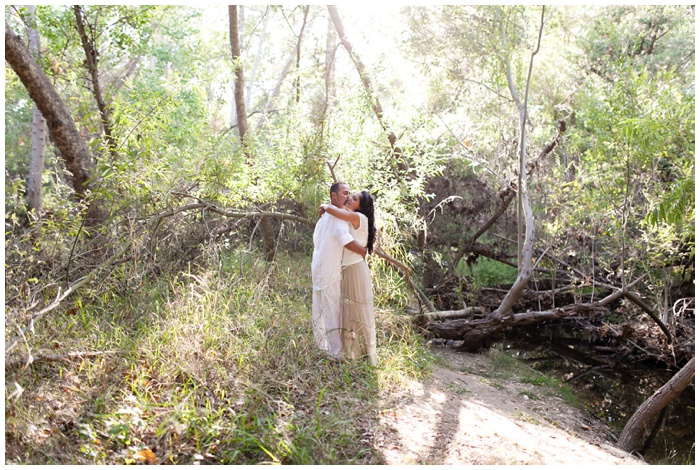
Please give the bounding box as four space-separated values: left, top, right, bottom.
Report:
371 347 645 465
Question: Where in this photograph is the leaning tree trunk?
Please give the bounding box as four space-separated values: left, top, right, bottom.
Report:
228 5 276 262
25 5 46 218
6 21 103 225
255 51 294 130
327 5 408 172
429 7 545 350
491 6 544 320
616 357 695 454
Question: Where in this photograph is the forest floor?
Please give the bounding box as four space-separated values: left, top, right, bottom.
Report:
365 345 647 465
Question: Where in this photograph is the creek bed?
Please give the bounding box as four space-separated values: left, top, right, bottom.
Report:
501 327 695 465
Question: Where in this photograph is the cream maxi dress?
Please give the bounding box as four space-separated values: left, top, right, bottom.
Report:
340 212 378 366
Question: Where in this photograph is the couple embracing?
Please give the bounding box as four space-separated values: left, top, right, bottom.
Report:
311 182 378 366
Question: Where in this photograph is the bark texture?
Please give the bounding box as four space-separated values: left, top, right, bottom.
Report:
6 21 99 222
616 357 695 453
294 6 310 105
73 6 117 158
427 303 607 345
25 6 46 216
488 7 544 322
229 6 248 138
228 5 275 261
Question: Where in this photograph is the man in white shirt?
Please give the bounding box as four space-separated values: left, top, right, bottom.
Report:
311 182 367 359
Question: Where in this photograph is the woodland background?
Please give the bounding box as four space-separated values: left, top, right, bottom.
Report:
4 4 695 464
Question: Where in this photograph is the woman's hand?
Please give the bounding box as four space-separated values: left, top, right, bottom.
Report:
318 203 329 217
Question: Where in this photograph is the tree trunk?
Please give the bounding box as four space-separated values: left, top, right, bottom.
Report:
432 7 545 349
245 7 268 111
229 5 275 261
489 7 544 322
294 6 310 105
73 6 117 159
254 52 294 130
616 357 695 454
327 5 408 172
229 84 238 128
229 6 248 138
25 5 46 218
320 14 336 134
6 21 102 224
28 106 46 217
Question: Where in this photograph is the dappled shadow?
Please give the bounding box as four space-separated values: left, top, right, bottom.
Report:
371 346 646 465
5 352 134 463
5 267 218 464
280 353 386 464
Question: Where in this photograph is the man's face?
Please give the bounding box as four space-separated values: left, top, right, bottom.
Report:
331 183 350 208
345 192 361 212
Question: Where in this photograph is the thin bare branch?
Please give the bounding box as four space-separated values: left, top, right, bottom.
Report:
5 241 132 354
325 154 340 183
622 290 673 341
422 307 486 322
161 196 313 227
374 239 435 313
434 112 514 192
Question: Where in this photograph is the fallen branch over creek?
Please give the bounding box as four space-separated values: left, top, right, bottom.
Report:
426 302 608 342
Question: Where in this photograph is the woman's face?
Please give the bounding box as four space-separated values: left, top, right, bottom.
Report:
345 192 362 212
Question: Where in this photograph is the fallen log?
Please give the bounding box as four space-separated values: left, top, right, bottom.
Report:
616 357 695 454
421 306 486 322
427 303 608 350
425 276 664 349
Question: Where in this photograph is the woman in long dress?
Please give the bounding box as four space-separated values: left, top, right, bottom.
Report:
319 190 378 366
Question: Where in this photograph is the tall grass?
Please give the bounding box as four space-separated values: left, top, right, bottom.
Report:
5 247 433 464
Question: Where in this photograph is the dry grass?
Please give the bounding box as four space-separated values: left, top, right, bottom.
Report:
5 247 433 464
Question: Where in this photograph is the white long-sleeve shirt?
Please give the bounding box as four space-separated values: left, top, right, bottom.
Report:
311 212 354 291
311 211 354 357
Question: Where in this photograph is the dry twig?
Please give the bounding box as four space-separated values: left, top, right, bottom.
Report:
6 350 119 369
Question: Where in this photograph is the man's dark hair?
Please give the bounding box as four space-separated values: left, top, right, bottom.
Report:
330 182 346 199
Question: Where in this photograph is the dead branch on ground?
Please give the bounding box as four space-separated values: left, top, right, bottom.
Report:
6 350 119 369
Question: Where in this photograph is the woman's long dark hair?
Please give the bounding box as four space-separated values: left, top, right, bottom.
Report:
357 191 376 254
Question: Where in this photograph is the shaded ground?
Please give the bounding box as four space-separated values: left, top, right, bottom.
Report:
368 346 646 465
